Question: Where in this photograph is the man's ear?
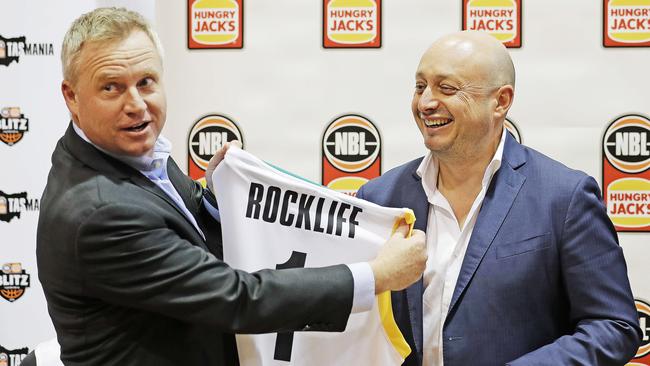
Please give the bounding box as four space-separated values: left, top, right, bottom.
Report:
61 80 79 123
494 85 514 119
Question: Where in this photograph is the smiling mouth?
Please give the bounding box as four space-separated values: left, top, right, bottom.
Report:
422 117 452 128
125 121 150 132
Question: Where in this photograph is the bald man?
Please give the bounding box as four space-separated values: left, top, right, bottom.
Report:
357 31 641 366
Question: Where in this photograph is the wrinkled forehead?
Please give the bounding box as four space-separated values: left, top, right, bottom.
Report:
415 43 492 84
79 32 161 68
71 30 161 80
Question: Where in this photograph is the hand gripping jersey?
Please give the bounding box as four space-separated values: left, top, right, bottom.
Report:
213 148 414 366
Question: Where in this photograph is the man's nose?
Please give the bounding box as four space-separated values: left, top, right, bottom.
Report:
124 87 147 117
418 87 440 112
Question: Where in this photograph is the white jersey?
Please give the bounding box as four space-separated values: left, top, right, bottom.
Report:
213 148 414 366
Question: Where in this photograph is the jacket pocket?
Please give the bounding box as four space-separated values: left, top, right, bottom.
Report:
496 232 551 259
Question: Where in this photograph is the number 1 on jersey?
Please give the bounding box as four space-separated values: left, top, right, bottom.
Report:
274 251 307 361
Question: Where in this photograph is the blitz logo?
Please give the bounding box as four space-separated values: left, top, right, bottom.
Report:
0 263 30 303
0 107 29 146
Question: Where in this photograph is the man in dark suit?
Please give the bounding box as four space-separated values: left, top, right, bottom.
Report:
357 31 641 365
37 7 426 366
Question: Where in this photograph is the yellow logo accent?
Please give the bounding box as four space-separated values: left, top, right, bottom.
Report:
608 0 650 43
191 0 240 45
327 0 378 44
326 176 369 195
606 178 650 228
466 0 517 42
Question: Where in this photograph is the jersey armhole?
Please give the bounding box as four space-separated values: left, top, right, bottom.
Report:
379 210 417 361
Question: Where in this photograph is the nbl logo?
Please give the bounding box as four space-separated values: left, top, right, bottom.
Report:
0 263 30 303
323 114 380 172
602 114 650 232
0 107 29 146
188 114 244 184
603 115 650 173
322 114 381 195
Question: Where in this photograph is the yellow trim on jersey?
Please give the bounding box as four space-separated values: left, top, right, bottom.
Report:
378 291 411 360
391 209 416 237
380 210 417 361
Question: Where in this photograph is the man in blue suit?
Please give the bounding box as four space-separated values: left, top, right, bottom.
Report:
357 31 641 365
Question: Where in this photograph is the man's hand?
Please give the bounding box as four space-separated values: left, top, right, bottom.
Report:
370 224 427 294
205 140 243 192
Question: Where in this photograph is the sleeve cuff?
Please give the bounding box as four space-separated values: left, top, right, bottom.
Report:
347 262 375 313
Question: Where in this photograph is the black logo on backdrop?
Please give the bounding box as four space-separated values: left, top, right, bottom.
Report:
0 191 39 223
0 345 29 366
0 34 54 67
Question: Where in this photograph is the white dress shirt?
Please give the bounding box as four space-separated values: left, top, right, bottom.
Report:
419 129 507 366
71 123 374 313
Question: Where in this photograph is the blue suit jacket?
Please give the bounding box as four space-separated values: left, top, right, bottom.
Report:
357 134 641 365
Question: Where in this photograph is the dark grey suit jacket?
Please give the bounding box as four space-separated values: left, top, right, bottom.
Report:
37 124 354 366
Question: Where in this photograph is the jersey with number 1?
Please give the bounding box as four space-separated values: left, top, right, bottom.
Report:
213 147 414 366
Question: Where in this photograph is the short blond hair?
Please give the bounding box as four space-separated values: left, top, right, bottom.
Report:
61 7 164 84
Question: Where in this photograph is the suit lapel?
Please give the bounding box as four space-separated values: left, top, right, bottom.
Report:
401 168 429 356
62 123 207 247
126 165 208 249
447 134 527 316
127 173 195 223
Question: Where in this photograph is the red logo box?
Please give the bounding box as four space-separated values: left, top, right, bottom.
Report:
188 0 243 49
323 0 381 48
603 0 650 47
462 0 522 48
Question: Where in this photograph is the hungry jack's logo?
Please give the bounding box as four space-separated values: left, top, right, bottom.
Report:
628 299 650 365
188 114 244 185
322 114 381 195
604 0 650 47
323 0 381 48
0 263 30 303
0 346 29 366
463 0 522 48
188 0 243 49
0 107 29 146
602 114 650 232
